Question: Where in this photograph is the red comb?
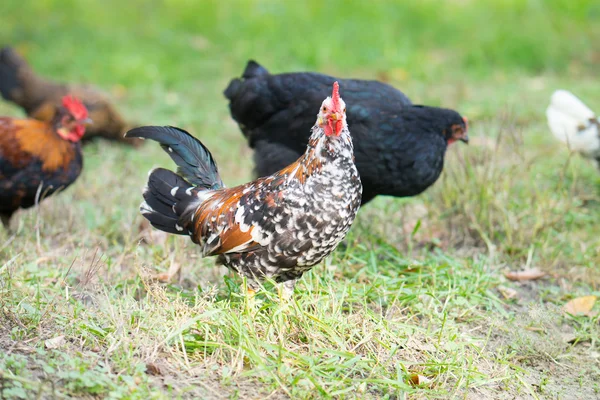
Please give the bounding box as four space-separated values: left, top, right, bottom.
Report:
62 95 88 120
331 81 340 111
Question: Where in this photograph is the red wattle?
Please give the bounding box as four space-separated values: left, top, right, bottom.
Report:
325 118 343 137
335 120 342 136
65 126 85 142
324 119 334 136
75 125 85 139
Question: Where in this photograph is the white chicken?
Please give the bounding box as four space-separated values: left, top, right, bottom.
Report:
546 90 600 166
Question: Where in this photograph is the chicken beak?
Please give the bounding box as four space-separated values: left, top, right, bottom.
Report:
81 117 94 126
329 112 342 121
460 135 469 144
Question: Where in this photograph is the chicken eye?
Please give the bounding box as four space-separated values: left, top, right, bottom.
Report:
322 106 327 112
343 107 346 113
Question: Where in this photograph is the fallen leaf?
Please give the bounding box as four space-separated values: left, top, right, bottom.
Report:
564 295 597 316
504 268 546 281
498 286 518 300
408 373 432 387
45 335 66 349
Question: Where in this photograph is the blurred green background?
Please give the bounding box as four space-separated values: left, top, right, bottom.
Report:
2 0 598 87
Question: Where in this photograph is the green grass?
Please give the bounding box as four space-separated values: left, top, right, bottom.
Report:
1 0 600 398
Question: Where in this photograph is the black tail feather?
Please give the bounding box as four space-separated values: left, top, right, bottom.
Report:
126 126 223 190
141 168 199 235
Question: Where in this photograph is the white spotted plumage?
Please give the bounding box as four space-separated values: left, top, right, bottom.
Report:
161 83 362 295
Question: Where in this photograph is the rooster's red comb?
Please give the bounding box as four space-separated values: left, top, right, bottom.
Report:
331 81 340 111
62 95 88 121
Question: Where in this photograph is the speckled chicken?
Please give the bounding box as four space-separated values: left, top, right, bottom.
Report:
0 46 140 146
126 82 362 297
0 96 89 228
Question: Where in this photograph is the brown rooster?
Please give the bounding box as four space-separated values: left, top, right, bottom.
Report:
126 82 362 298
0 95 89 228
0 46 140 146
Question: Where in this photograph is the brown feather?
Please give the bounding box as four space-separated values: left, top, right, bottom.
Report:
0 118 76 172
217 227 258 254
191 189 257 254
0 114 83 225
187 153 325 256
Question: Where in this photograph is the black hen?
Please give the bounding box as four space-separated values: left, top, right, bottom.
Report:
225 61 468 204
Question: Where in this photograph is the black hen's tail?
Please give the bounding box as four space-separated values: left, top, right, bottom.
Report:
223 60 269 101
0 46 27 103
125 125 224 235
